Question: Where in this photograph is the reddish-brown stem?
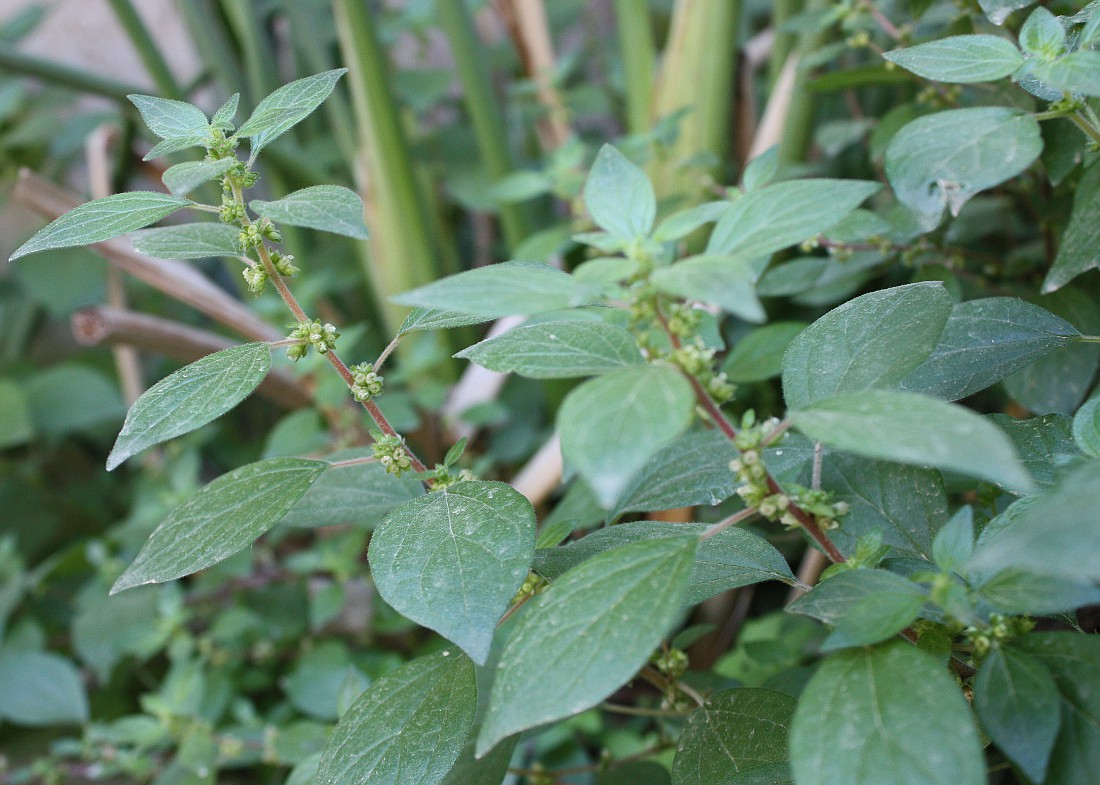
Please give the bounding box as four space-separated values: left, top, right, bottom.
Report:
765 475 847 563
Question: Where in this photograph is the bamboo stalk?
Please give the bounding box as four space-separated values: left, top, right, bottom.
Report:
767 0 803 88
778 0 829 165
613 0 657 136
176 0 250 104
219 0 279 107
0 44 146 101
106 0 184 99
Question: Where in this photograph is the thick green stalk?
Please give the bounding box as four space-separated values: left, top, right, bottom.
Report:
219 0 279 107
613 0 656 136
106 0 183 98
649 0 741 200
767 0 802 88
436 0 529 252
778 0 828 165
176 0 249 104
333 0 442 335
0 45 145 101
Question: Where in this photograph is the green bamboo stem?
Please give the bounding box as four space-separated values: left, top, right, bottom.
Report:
219 0 279 109
106 0 184 99
177 0 250 104
778 0 828 165
767 0 802 89
613 0 657 136
0 45 146 101
333 0 442 336
436 0 529 252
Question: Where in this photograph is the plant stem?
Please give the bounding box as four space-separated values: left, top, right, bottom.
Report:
328 455 380 469
0 45 146 101
106 0 184 99
1070 110 1100 146
374 335 401 372
613 0 657 135
600 702 692 718
700 506 757 541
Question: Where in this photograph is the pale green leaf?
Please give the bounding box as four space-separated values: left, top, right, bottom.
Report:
128 94 209 140
162 158 237 197
651 255 765 323
368 481 535 664
476 536 696 754
129 223 241 260
111 458 327 593
723 322 807 383
1032 50 1100 96
706 179 880 260
782 283 952 410
885 107 1043 229
1073 396 1100 457
883 35 1023 83
144 135 211 161
975 568 1100 615
672 688 795 785
0 649 89 726
108 343 271 470
10 192 191 261
790 390 1033 492
237 69 347 155
1044 162 1100 292
0 380 33 449
652 201 731 243
789 642 984 785
558 365 695 507
250 185 369 239
1019 6 1065 59
899 297 1079 400
398 307 495 335
456 320 642 378
741 146 779 192
584 144 656 239
789 570 926 651
532 521 795 605
316 651 476 785
210 93 239 130
978 0 1034 25
392 262 587 317
932 507 974 571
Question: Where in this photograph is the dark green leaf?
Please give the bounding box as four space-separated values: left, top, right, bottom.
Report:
10 192 191 261
782 283 952 409
455 320 642 378
789 642 984 785
237 69 347 156
250 185 369 239
791 390 1033 492
558 365 695 507
368 481 535 664
476 537 697 754
0 380 33 449
885 108 1043 229
932 507 974 571
672 688 795 785
162 158 237 197
111 458 327 593
128 94 209 140
392 262 587 317
1044 163 1100 292
651 256 765 323
723 322 807 383
974 647 1060 783
653 201 732 243
900 297 1079 400
0 648 88 726
989 413 1079 489
1073 396 1100 457
108 343 271 470
706 180 880 261
442 738 518 785
975 568 1100 614
883 36 1022 83
130 223 242 260
398 307 495 335
533 521 795 604
584 144 656 239
316 651 476 785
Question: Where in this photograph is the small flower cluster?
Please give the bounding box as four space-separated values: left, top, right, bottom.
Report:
371 433 413 476
238 220 281 250
669 337 736 403
651 647 689 681
285 319 338 361
510 572 547 606
430 463 474 490
349 362 384 402
963 614 1035 659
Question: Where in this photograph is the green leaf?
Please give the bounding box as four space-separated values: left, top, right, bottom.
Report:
789 642 984 785
883 35 1023 83
977 0 1034 25
250 185 369 240
899 297 1080 401
279 450 423 529
455 320 642 378
162 158 237 197
398 307 495 335
790 390 1033 492
989 413 1079 490
1019 6 1065 59
788 569 926 650
237 69 347 156
651 256 765 323
653 201 732 243
1015 633 1100 785
532 522 795 605
609 430 739 519
975 568 1100 615
932 507 974 571
672 688 795 785
128 94 209 141
974 648 1059 783
442 738 518 785
558 365 695 507
210 93 239 130
741 146 779 192
0 648 89 726
108 343 271 470
885 107 1043 229
820 454 949 559
1073 396 1100 457
706 179 880 262
584 144 656 239
0 379 33 449
316 651 476 785
392 262 587 318
368 481 535 664
1044 162 1100 292
111 458 327 593
476 536 696 755
967 460 1100 581
1032 50 1100 96
10 192 192 261
782 283 952 410
723 322 807 383
129 223 242 260
73 587 169 682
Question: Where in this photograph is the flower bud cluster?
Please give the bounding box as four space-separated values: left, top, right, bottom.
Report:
651 647 689 681
371 433 413 476
430 463 474 490
242 265 267 293
669 337 735 403
286 319 338 361
964 614 1035 659
349 362 384 402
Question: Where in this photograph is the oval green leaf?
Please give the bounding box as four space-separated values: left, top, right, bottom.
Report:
456 320 643 378
251 185 369 240
0 649 89 727
584 144 656 240
162 158 237 197
237 69 347 156
392 262 587 318
130 222 242 260
883 35 1023 83
652 255 765 323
